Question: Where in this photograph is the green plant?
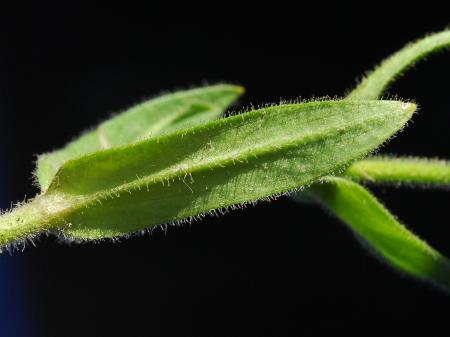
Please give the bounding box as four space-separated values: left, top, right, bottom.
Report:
1 30 449 292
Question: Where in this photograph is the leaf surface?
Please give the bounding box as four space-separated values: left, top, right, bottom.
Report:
42 100 415 240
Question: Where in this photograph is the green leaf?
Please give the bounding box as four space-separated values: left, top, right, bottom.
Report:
312 176 450 292
348 30 450 100
36 84 244 191
0 100 415 246
344 156 450 187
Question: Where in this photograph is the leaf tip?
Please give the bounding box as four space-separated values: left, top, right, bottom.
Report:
401 101 417 115
232 85 246 95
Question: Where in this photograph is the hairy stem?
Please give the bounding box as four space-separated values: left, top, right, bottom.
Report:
0 195 72 249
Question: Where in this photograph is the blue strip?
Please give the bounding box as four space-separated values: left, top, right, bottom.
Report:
0 144 34 336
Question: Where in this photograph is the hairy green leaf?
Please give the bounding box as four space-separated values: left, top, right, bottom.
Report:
348 30 450 99
344 157 450 187
0 100 415 246
312 177 450 292
348 30 450 100
36 84 244 191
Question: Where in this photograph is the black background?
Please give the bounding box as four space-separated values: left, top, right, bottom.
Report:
1 3 449 337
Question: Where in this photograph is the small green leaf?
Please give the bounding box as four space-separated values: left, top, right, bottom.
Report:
36 84 244 191
0 100 415 246
312 177 450 292
344 156 450 187
348 30 450 100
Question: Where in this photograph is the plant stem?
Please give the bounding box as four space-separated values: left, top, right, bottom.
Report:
0 195 70 249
